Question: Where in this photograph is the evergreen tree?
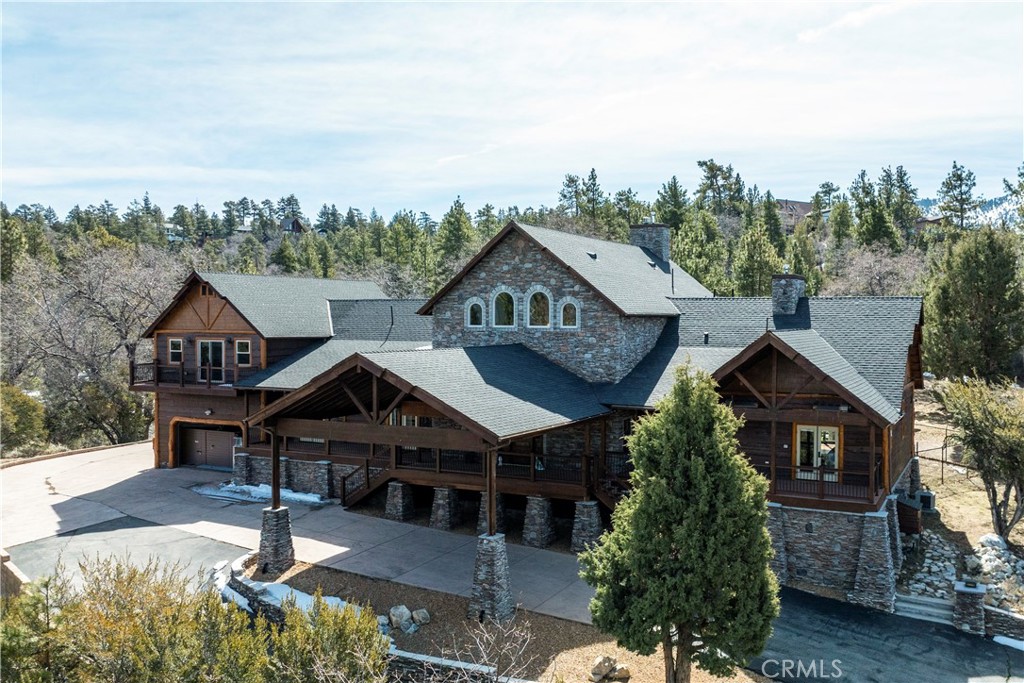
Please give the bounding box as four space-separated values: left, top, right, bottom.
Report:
856 200 902 252
671 209 730 295
817 181 840 206
559 174 582 218
785 219 822 294
924 227 1024 380
580 168 604 229
435 197 474 281
761 191 785 254
1003 163 1024 222
654 176 689 233
613 188 647 226
271 236 299 273
732 224 784 296
938 160 983 231
237 234 267 274
879 166 921 244
367 209 387 259
580 364 779 683
277 193 304 220
848 169 875 227
1 213 28 282
474 203 502 243
827 199 853 249
315 203 342 234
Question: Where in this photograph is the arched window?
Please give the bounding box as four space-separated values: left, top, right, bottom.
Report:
528 291 550 327
465 298 485 328
559 299 580 329
493 291 516 327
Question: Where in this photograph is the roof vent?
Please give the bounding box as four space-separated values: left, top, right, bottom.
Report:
703 332 709 345
587 251 598 260
648 260 657 268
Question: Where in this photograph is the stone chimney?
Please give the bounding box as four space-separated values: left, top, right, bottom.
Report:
629 222 671 262
772 274 806 315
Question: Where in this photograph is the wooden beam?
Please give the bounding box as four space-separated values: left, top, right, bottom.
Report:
731 407 872 427
340 382 373 422
372 375 379 422
776 376 815 411
275 417 490 452
270 426 281 509
377 390 408 425
771 347 778 408
486 448 497 536
734 370 770 408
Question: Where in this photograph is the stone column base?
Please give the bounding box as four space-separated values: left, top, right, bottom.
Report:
468 534 515 623
477 492 506 535
259 506 295 575
766 503 788 584
953 581 987 635
429 487 461 531
232 452 250 486
522 496 554 548
570 501 602 553
909 457 921 497
385 481 415 521
847 510 895 612
885 495 903 576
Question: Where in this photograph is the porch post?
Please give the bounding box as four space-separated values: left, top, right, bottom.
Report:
270 425 281 510
486 448 497 537
869 425 877 499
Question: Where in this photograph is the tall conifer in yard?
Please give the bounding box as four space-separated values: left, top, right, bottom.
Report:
580 365 779 683
733 224 784 296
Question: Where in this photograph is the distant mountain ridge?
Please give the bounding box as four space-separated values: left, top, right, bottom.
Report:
917 194 1020 226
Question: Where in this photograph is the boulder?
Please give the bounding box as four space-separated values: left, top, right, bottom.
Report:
607 665 632 680
412 608 431 625
389 604 412 628
591 655 616 680
401 620 418 635
979 534 1007 550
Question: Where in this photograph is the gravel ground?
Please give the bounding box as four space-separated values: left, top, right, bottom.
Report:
253 562 770 683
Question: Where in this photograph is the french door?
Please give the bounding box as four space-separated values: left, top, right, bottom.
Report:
197 340 225 383
795 425 839 481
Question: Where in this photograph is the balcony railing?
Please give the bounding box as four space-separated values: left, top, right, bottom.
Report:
750 460 884 502
130 361 255 389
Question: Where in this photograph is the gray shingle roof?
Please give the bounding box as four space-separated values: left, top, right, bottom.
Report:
363 345 610 440
515 223 710 315
328 300 430 341
198 273 386 338
237 339 429 390
668 296 922 420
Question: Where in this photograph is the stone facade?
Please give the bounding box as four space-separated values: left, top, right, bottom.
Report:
570 501 602 552
477 492 506 535
984 604 1024 640
429 487 461 531
847 510 896 612
468 534 515 622
953 581 987 635
885 496 903 576
431 232 665 383
385 482 415 521
233 453 339 500
522 496 555 548
775 506 865 589
766 503 788 581
258 506 295 574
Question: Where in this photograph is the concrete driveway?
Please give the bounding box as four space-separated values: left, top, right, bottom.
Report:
3 443 1021 682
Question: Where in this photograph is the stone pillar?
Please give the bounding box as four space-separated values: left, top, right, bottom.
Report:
232 452 250 486
953 581 987 635
908 457 921 497
766 503 788 584
477 492 506 535
258 506 295 575
522 496 555 548
429 487 461 531
570 501 602 553
385 482 415 521
847 510 896 612
885 496 903 576
468 534 515 623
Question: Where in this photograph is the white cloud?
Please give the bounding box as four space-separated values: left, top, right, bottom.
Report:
798 2 916 43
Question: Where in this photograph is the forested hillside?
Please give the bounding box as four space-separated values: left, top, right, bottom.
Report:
2 159 1022 456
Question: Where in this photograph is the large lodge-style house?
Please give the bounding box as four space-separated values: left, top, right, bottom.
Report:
132 220 923 611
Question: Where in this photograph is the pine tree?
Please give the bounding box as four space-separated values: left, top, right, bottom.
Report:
580 364 779 683
237 234 267 274
613 188 647 225
654 176 690 233
924 227 1024 380
435 196 474 281
761 191 785 254
827 199 853 249
938 161 983 231
855 200 902 252
271 236 299 273
848 169 875 227
671 209 730 295
785 219 822 294
559 174 582 218
277 193 304 220
315 204 342 234
1003 163 1024 223
474 203 502 243
817 181 840 206
1 213 28 282
580 168 604 229
732 224 784 296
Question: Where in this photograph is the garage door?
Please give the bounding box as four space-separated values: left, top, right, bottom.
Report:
180 428 237 469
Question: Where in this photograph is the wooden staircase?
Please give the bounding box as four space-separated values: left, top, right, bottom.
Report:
338 457 394 507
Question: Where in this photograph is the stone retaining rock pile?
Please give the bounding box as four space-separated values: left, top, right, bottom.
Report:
966 535 1024 612
383 604 431 636
902 529 958 600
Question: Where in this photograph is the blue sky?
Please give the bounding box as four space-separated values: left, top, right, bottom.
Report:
2 2 1021 221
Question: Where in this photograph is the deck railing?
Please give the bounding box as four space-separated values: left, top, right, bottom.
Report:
130 361 253 388
752 462 883 502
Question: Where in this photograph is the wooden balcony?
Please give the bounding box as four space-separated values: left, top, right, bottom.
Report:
129 361 257 394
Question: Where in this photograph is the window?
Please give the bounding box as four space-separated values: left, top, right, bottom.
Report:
560 302 579 328
200 284 211 296
465 298 485 328
528 292 550 327
198 340 225 383
795 425 840 481
235 339 252 366
168 338 183 364
493 292 515 327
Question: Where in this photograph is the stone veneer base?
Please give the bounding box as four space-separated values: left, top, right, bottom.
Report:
429 486 461 531
258 506 295 575
385 481 415 521
570 501 602 552
522 496 555 548
468 534 515 623
477 492 506 535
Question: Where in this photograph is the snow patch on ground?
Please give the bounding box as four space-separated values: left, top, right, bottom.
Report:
993 635 1024 652
192 481 328 506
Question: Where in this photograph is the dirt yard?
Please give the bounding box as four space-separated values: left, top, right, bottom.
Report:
253 562 770 683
